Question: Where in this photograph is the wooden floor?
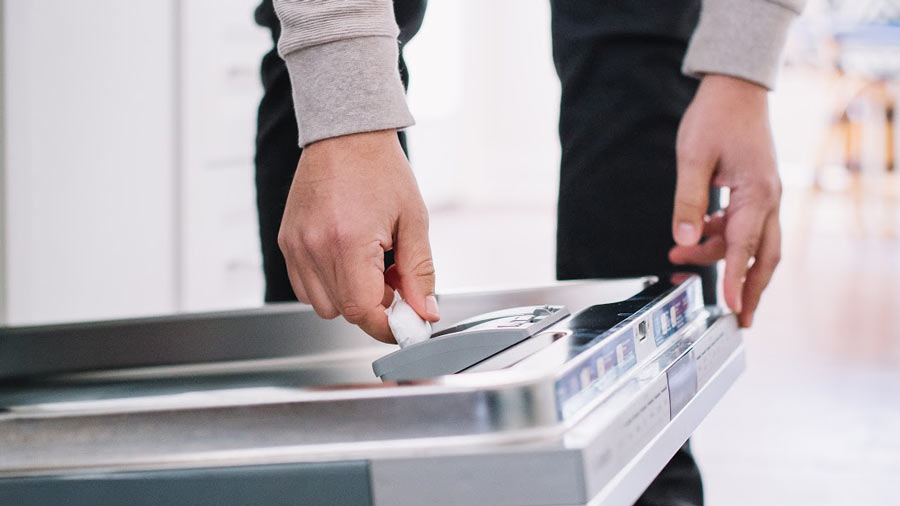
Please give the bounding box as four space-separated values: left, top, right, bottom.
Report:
429 186 900 505
693 189 900 506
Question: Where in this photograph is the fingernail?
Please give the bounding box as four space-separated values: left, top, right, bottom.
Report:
675 223 699 246
425 295 440 320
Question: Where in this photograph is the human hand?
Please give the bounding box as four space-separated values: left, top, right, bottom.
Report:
669 74 782 328
277 129 440 342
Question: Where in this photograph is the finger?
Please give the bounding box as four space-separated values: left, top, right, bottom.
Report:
702 211 727 237
739 211 781 327
381 282 395 309
329 239 395 342
382 266 399 307
284 263 311 304
673 147 717 246
669 212 727 265
384 264 400 290
297 267 340 319
669 235 726 265
722 205 767 315
358 313 395 344
393 209 439 322
279 236 312 304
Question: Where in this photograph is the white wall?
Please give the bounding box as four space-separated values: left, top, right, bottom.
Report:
405 0 561 291
3 0 178 324
406 0 561 208
177 0 268 312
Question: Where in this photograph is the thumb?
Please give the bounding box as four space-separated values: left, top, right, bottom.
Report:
673 148 716 247
392 210 439 322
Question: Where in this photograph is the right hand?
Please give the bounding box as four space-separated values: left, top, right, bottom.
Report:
277 129 440 343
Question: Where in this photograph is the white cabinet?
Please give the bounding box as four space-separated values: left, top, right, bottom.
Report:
177 0 269 311
2 0 178 324
1 0 270 324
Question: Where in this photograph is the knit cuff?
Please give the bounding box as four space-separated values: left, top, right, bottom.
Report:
283 36 415 146
683 0 799 89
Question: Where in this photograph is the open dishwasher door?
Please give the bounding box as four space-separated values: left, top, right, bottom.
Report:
0 274 743 506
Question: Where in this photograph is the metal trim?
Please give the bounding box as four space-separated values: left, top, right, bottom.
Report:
0 0 7 325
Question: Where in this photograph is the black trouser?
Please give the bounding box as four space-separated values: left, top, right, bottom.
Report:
254 1 709 504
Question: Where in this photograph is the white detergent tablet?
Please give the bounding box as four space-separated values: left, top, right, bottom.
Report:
385 296 432 348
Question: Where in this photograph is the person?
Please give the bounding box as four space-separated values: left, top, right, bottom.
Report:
253 0 806 504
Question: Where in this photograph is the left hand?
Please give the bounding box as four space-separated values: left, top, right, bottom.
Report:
669 74 782 328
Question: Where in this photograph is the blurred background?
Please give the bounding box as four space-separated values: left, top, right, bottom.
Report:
0 0 897 504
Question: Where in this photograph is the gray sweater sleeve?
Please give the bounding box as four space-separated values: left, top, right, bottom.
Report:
274 0 414 146
683 0 808 89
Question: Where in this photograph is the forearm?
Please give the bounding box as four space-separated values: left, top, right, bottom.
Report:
274 0 414 146
683 0 808 89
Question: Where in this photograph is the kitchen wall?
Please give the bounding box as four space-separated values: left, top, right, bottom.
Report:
3 1 180 324
0 0 563 324
0 0 270 324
